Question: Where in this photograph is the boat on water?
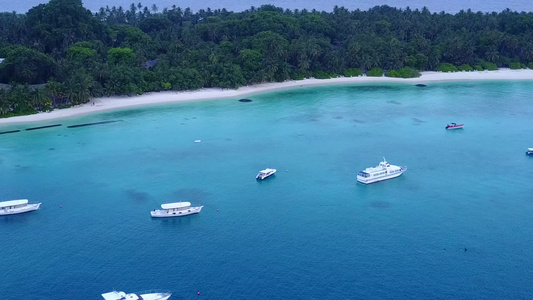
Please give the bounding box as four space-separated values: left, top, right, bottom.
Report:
445 122 464 129
151 202 203 218
526 148 533 155
0 199 41 216
357 158 407 184
102 290 171 300
256 168 276 180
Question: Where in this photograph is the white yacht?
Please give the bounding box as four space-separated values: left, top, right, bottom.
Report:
526 148 533 155
151 202 203 218
0 199 41 216
357 158 407 184
102 291 171 300
256 168 276 180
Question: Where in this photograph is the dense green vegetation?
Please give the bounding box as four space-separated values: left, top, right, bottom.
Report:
367 68 384 77
385 67 420 78
1 0 533 116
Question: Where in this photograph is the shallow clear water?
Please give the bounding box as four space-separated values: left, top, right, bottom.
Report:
1 81 533 299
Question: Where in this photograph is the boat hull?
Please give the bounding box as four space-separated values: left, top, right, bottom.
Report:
139 292 171 300
0 203 41 216
357 168 407 184
151 206 203 218
102 291 171 300
445 125 464 129
256 173 275 180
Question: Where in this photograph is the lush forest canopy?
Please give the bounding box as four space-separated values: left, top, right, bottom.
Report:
1 0 533 116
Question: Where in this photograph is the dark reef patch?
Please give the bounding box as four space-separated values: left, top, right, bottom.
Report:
415 84 427 87
239 99 252 102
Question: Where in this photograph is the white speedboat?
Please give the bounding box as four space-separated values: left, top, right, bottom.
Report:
102 291 171 300
0 199 41 216
357 158 407 184
526 148 533 155
151 202 203 218
445 122 464 129
256 168 276 180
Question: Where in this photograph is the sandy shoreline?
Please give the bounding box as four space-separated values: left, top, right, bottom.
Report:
1 68 533 125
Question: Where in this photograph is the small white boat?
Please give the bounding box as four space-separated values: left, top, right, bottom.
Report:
102 290 171 300
526 148 533 155
151 202 203 218
256 168 276 180
357 158 407 184
0 199 41 216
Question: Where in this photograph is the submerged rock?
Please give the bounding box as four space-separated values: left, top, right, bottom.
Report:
239 99 252 102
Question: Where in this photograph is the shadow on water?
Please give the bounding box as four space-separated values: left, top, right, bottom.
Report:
370 201 391 209
124 189 150 202
387 100 402 105
412 118 426 123
0 213 35 224
152 214 201 227
445 128 465 133
14 164 31 171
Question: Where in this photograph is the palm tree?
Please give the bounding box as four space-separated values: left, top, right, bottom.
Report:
0 89 11 115
30 87 48 110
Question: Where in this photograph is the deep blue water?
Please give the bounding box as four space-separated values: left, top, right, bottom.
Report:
3 0 533 14
1 81 533 299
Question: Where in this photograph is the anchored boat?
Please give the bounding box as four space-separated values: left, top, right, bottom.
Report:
102 290 171 300
445 122 464 129
151 202 203 218
0 199 41 216
256 168 276 180
357 158 407 184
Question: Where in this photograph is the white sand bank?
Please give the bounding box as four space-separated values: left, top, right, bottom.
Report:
1 68 533 125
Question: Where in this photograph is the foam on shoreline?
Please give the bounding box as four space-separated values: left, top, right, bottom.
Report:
1 68 533 125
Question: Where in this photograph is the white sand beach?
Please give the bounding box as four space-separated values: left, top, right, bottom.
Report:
1 68 533 125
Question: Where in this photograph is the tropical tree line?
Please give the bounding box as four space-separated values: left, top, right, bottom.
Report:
1 0 533 116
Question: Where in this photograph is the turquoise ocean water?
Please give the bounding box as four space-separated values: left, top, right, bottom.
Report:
1 81 533 299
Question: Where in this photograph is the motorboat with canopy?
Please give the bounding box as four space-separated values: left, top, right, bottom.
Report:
151 201 203 218
0 199 41 216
